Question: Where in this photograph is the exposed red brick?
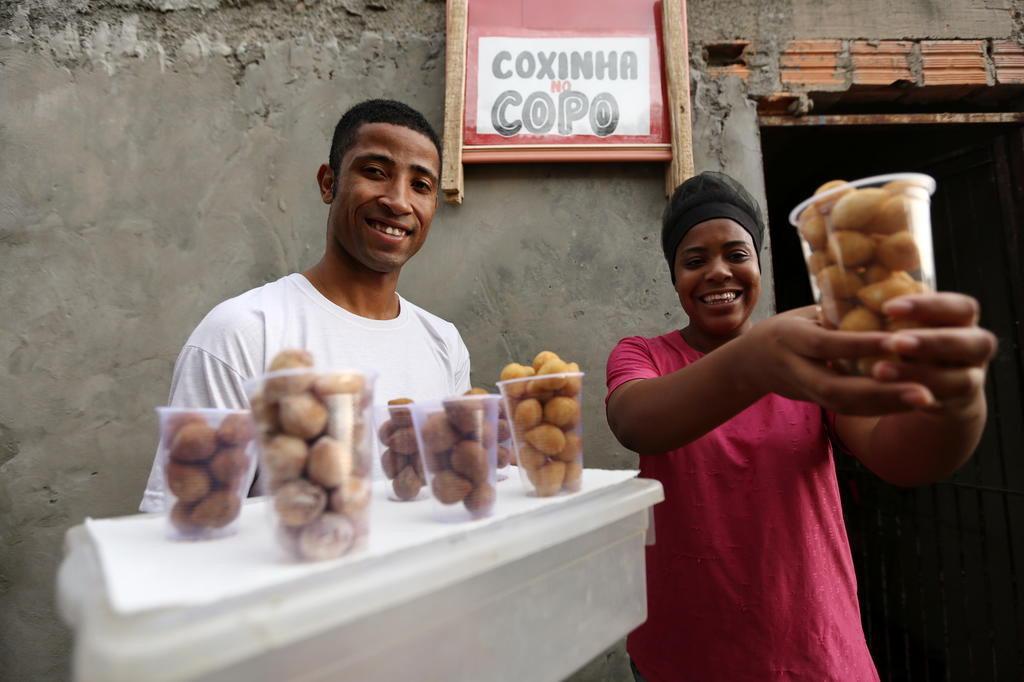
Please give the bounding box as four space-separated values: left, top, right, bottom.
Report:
850 41 914 85
992 40 1024 85
780 40 844 88
708 64 751 80
920 40 988 86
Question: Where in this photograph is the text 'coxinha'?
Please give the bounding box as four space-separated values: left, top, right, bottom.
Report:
489 50 641 138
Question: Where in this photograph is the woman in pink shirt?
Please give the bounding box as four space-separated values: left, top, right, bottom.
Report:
605 172 996 682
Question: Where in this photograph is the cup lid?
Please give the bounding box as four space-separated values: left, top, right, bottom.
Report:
441 393 502 405
155 405 249 417
788 172 936 227
496 371 585 387
242 366 377 397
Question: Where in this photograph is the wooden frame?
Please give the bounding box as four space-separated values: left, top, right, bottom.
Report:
661 0 694 193
441 0 695 203
441 0 470 204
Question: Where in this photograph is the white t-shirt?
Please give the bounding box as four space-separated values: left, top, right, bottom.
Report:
140 273 471 512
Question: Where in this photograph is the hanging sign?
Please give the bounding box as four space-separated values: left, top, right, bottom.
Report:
441 0 692 202
455 0 676 164
474 36 652 139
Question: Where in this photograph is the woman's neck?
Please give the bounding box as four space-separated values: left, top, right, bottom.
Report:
680 321 751 354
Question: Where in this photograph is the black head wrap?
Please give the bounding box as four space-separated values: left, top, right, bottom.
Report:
661 171 765 283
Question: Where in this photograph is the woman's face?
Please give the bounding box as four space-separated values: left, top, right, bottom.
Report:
674 218 761 340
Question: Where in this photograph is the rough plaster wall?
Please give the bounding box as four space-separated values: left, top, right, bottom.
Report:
0 13 452 682
0 6 689 680
4 0 1010 679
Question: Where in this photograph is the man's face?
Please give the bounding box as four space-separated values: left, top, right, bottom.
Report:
324 122 440 273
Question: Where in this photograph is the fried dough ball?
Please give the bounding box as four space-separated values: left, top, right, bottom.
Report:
209 447 249 487
261 434 308 490
274 479 327 527
797 208 828 250
278 393 328 440
431 470 473 505
421 412 460 454
525 424 567 456
392 465 424 501
532 351 561 371
307 436 354 489
166 461 212 503
190 490 242 528
528 460 567 497
543 397 581 429
298 513 355 561
216 413 255 447
465 483 496 516
499 363 535 397
517 444 547 472
817 265 864 299
839 306 883 332
876 231 921 272
830 188 888 231
553 432 583 464
513 399 543 432
827 231 875 267
856 272 921 313
169 421 218 463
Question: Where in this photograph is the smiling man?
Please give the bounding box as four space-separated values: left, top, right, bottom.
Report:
140 100 470 512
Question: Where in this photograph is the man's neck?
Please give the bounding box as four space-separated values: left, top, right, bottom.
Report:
302 253 401 321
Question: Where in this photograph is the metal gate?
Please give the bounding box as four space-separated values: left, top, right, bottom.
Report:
836 129 1024 681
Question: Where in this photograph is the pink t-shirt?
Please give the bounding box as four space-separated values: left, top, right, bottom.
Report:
607 331 878 682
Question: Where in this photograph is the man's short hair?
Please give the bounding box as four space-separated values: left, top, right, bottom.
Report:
328 99 442 177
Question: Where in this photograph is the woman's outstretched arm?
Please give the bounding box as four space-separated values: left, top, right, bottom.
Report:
607 307 931 453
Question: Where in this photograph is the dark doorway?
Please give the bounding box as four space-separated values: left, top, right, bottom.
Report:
762 123 1024 681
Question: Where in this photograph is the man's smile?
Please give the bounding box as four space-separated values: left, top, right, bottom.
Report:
366 217 412 239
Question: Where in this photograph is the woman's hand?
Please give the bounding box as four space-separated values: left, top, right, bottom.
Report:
833 292 996 485
871 292 997 415
741 306 935 415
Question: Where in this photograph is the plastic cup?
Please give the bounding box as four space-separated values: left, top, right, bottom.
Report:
410 394 500 521
376 402 428 501
496 401 514 481
497 372 584 497
156 407 257 541
245 367 376 562
789 173 937 376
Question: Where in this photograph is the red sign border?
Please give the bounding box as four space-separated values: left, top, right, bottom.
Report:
459 0 673 164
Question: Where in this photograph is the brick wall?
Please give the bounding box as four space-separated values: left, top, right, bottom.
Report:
701 37 1024 109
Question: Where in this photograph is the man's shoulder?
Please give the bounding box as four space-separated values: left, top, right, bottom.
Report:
187 275 296 348
400 296 463 343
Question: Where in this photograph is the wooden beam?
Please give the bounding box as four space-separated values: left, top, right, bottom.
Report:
463 144 672 164
661 0 695 195
759 112 1024 127
441 0 469 205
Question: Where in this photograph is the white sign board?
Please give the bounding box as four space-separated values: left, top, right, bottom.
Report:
475 36 651 138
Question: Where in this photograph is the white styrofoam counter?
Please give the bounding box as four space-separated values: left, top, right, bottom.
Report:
57 469 663 682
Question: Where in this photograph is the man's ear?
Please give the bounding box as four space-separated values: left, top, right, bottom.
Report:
316 164 335 204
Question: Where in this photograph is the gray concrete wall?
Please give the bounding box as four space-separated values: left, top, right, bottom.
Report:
0 0 1018 679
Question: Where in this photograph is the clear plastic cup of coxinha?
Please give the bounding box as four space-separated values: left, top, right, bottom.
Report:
789 173 937 376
